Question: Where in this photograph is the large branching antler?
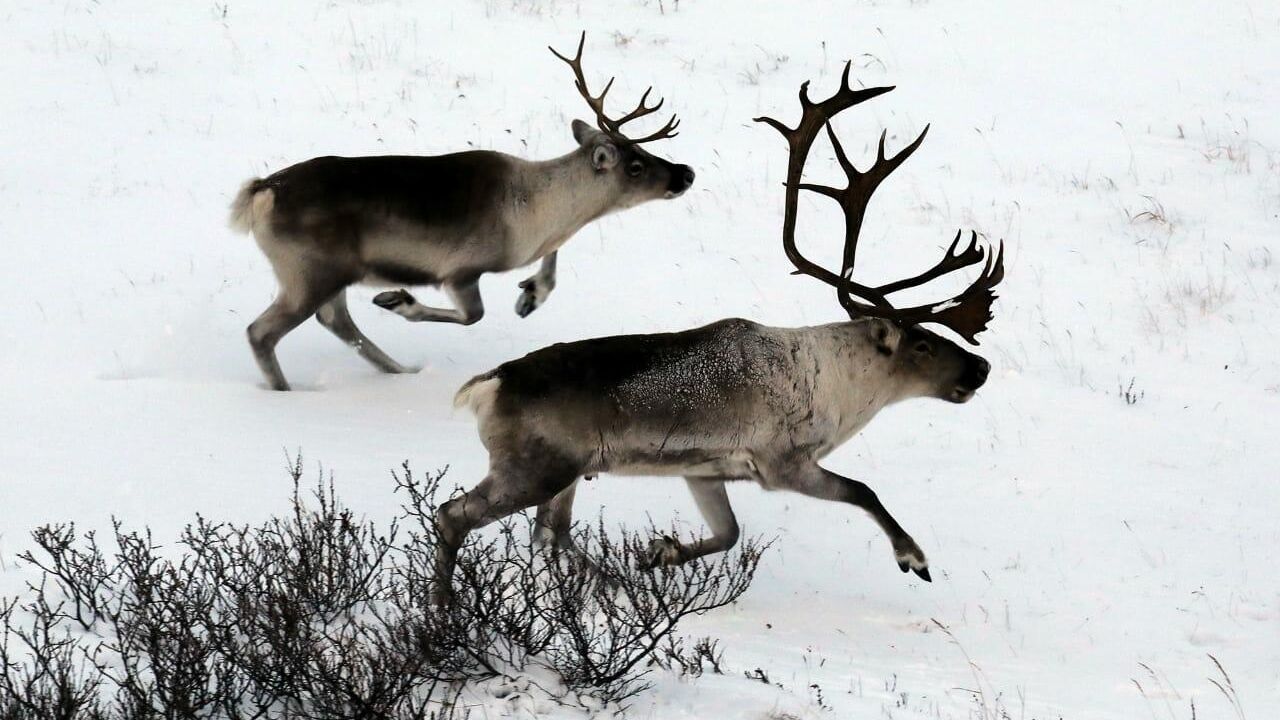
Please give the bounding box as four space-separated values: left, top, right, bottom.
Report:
550 32 680 146
754 62 1004 344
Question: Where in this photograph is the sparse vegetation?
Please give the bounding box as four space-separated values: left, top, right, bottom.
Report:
1132 654 1249 720
739 48 790 85
1127 194 1174 233
655 636 724 678
931 618 1017 720
1119 376 1145 405
1197 115 1267 175
1165 263 1233 320
0 458 765 717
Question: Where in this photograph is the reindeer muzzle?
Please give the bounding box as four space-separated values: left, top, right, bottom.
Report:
666 165 695 197
951 356 990 402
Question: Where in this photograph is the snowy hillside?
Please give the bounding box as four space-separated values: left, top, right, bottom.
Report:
1 0 1277 717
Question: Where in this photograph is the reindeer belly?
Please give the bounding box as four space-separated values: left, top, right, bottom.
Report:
598 449 757 480
586 419 762 478
358 223 500 285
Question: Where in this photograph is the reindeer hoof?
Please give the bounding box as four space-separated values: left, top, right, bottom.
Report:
897 559 932 582
514 291 538 318
895 541 929 581
373 289 414 310
639 536 682 570
515 276 553 318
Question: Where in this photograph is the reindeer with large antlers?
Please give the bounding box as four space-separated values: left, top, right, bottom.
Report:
229 33 693 390
432 63 1004 604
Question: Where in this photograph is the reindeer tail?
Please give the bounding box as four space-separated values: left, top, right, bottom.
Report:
227 178 269 234
453 371 500 413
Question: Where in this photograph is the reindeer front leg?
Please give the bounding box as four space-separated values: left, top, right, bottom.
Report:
373 278 485 325
514 252 557 318
761 457 931 581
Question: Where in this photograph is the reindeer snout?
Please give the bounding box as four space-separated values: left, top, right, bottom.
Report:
949 356 989 403
668 165 695 195
965 357 991 389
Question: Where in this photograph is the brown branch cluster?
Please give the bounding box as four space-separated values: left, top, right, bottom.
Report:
1 457 765 718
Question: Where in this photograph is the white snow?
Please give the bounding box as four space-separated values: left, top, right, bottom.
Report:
2 1 1277 717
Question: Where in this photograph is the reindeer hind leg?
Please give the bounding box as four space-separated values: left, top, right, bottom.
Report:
248 280 346 391
433 460 579 606
534 478 580 549
531 479 618 583
315 289 415 374
641 479 741 569
247 231 356 390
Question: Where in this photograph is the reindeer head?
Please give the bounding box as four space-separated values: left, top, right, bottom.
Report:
757 63 1004 403
868 320 991 403
551 33 695 207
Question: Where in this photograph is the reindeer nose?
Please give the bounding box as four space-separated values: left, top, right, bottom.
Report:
972 357 990 385
665 163 696 194
667 165 695 196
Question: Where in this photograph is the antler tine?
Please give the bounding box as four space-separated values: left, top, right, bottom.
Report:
550 32 681 146
831 123 928 303
547 30 586 66
876 230 986 295
879 239 1006 344
622 114 681 144
612 87 662 126
825 119 856 175
753 63 899 315
757 59 1005 342
820 119 865 309
755 114 792 137
832 124 1002 341
874 125 928 182
791 121 930 313
756 62 895 150
549 32 593 100
608 86 680 143
550 32 611 131
826 125 929 207
798 79 816 109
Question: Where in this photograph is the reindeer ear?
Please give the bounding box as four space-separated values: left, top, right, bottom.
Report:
590 142 620 171
572 119 601 146
871 319 900 356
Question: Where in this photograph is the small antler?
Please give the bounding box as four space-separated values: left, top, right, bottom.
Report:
755 61 1004 344
550 32 680 145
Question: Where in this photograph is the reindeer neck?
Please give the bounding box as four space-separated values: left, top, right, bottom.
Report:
806 322 920 436
505 149 617 265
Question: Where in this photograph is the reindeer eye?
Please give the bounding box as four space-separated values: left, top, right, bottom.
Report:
913 340 933 355
626 160 645 177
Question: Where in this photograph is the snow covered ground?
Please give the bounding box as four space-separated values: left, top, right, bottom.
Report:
2 1 1277 717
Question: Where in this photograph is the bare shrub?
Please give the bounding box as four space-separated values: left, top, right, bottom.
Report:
394 463 766 704
655 636 724 678
0 594 106 719
0 459 765 717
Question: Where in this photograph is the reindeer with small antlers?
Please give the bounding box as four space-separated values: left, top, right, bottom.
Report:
229 33 693 390
433 63 1005 604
